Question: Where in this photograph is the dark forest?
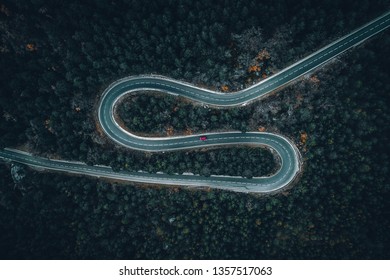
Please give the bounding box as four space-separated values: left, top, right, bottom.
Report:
0 0 389 259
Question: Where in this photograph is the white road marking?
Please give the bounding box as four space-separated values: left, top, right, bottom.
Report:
2 12 389 192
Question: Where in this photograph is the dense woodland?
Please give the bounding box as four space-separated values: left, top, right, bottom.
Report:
0 0 390 259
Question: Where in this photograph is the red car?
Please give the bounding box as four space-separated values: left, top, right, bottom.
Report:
199 136 207 141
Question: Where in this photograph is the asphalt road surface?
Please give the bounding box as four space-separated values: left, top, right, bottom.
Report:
1 11 389 193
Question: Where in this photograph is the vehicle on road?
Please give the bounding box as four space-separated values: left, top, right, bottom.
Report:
1 12 388 193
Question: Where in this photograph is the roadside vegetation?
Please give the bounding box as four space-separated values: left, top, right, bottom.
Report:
0 0 389 259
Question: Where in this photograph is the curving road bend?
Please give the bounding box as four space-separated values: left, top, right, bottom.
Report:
1 11 389 193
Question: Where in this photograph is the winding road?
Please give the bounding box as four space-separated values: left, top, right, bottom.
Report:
1 11 389 193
